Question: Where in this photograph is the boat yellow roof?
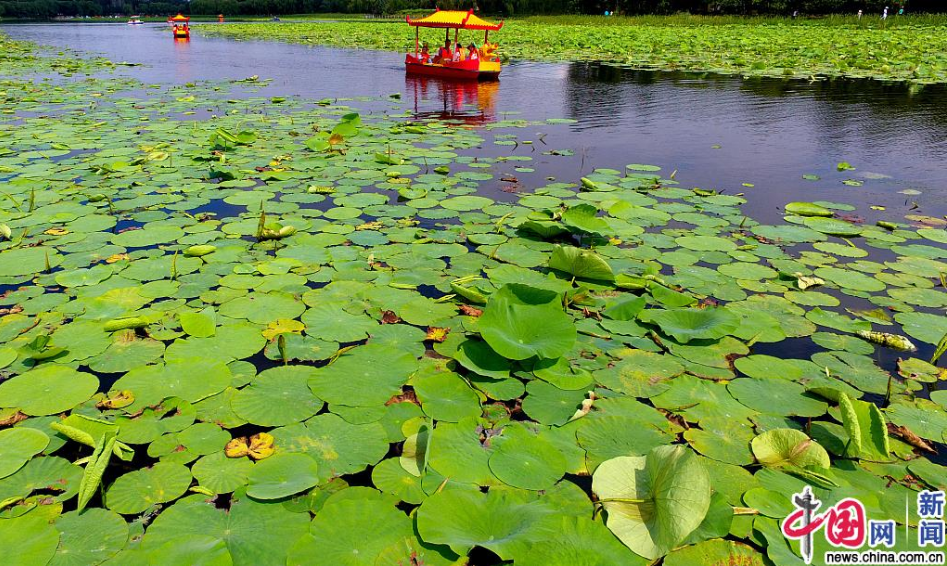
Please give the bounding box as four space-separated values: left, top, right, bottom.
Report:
406 9 502 31
169 14 189 22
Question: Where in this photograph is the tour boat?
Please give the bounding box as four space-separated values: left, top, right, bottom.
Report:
169 14 190 39
405 9 502 80
127 16 143 25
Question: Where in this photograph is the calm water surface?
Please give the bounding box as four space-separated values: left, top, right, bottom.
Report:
4 22 947 224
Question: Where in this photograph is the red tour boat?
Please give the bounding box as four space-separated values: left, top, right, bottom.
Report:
405 9 503 80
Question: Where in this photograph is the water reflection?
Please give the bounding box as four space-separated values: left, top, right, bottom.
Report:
406 76 498 124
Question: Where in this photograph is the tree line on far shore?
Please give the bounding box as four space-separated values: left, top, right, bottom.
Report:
0 0 935 21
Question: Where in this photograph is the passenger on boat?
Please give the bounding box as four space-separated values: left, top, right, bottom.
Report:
435 40 452 64
453 44 466 61
467 43 479 61
420 43 431 63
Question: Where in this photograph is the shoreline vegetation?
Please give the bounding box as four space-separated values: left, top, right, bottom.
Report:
192 14 947 83
1 28 947 566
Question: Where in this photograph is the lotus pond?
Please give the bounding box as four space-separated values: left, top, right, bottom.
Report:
1 25 947 566
199 16 947 84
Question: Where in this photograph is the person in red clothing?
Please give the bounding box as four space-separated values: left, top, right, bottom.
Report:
420 43 431 64
434 40 452 64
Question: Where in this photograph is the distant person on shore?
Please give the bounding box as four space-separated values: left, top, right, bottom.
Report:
898 7 904 15
857 9 863 19
792 10 798 18
882 6 888 20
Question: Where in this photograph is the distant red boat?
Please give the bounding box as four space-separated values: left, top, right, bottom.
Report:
169 13 190 39
404 9 502 81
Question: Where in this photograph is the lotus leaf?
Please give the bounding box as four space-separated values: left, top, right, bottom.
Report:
750 428 830 470
479 284 576 361
592 445 711 559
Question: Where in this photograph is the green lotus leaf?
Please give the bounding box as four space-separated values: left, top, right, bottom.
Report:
592 445 711 560
308 344 417 407
413 371 481 423
639 307 738 344
300 304 376 343
246 453 320 500
0 514 60 566
143 494 310 566
270 413 389 481
488 424 567 491
561 203 610 236
416 489 554 559
288 498 413 566
839 392 890 460
802 217 862 237
453 339 511 380
0 427 49 479
0 246 62 277
548 244 615 282
192 451 254 494
112 359 231 411
814 266 886 293
479 283 576 361
514 515 647 566
179 306 217 338
0 365 98 416
52 508 129 566
105 461 192 515
785 201 833 217
231 366 322 426
728 378 827 417
750 428 830 470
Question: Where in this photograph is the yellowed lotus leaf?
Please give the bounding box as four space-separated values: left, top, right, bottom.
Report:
262 319 305 341
425 327 450 343
96 390 135 410
106 253 129 264
225 437 249 458
44 228 69 236
328 133 344 145
248 432 275 460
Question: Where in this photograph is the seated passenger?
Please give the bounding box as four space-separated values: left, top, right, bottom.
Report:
435 40 451 64
420 44 430 63
453 44 465 62
467 43 479 61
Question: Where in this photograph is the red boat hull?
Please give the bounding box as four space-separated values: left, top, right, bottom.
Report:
405 56 500 81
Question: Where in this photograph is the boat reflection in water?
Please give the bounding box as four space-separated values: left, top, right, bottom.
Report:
406 76 498 125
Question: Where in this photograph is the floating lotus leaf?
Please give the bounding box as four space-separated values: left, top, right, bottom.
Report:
413 371 481 423
548 244 614 282
592 445 711 560
300 303 376 343
52 508 129 566
728 378 827 417
246 453 320 500
814 266 886 292
453 339 511 379
179 306 216 338
288 498 414 566
105 462 192 515
479 283 576 361
231 366 322 426
308 344 416 407
143 494 310 566
192 451 254 494
639 307 738 344
0 514 60 566
0 365 98 416
750 428 830 470
785 201 832 217
0 427 49 479
488 424 567 491
561 203 610 236
0 246 62 277
415 489 553 560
